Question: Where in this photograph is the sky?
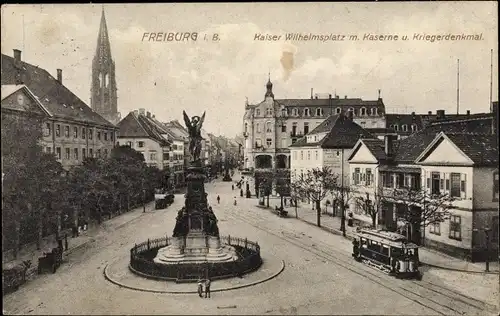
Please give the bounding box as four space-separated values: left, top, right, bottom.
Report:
1 2 498 137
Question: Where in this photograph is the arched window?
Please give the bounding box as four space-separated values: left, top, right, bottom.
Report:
266 121 272 133
371 108 378 116
360 107 367 116
402 124 408 132
292 108 298 116
316 108 323 116
411 124 418 132
281 108 287 116
335 107 342 114
304 108 310 116
393 125 399 131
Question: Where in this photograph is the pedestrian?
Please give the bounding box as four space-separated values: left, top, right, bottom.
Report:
197 277 204 298
232 184 234 191
204 278 211 298
217 195 220 204
233 197 237 206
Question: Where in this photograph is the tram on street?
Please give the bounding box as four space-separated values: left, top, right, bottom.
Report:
352 228 422 280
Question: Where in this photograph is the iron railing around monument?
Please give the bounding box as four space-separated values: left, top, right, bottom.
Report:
129 235 262 282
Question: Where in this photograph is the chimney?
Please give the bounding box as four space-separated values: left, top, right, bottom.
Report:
344 95 347 99
133 110 139 115
13 49 21 62
152 114 156 119
336 95 339 99
139 108 146 116
57 69 62 84
315 96 318 99
384 134 394 157
428 111 432 115
466 110 470 115
329 94 332 99
347 110 353 121
436 109 445 120
146 111 151 118
411 111 415 117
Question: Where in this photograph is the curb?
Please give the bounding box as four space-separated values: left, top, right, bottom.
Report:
64 238 95 256
295 217 500 275
103 259 286 294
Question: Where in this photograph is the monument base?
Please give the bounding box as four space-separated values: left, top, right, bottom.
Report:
153 234 238 265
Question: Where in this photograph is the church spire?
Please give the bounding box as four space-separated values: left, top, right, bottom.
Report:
265 73 274 99
95 7 112 62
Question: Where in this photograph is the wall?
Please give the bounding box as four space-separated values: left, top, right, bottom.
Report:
117 136 164 169
472 167 498 209
290 146 323 179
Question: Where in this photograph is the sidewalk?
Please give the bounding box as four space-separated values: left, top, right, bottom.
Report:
2 201 156 280
271 202 499 274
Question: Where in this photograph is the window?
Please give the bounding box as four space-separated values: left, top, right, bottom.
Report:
150 152 157 161
371 108 378 116
393 125 399 131
127 141 132 147
292 122 297 135
429 222 441 235
348 108 354 116
431 172 440 195
300 151 303 160
256 109 261 116
266 122 272 133
89 129 93 140
316 108 322 116
382 172 394 188
97 149 101 157
281 123 287 132
402 124 408 132
315 150 318 160
82 148 86 159
89 148 93 157
396 173 404 188
73 126 78 138
56 124 61 137
163 152 170 161
353 168 361 185
292 108 298 116
97 131 101 140
360 107 367 116
266 138 272 147
307 151 311 160
281 108 287 116
64 126 70 137
104 132 108 141
74 148 79 160
304 108 310 116
56 147 61 159
366 169 372 186
411 124 418 132
64 148 70 159
45 123 51 136
138 141 145 148
46 147 51 153
244 123 248 133
335 107 341 114
494 171 499 201
81 127 86 139
256 123 261 133
255 139 262 147
304 122 309 134
450 173 461 198
449 215 461 240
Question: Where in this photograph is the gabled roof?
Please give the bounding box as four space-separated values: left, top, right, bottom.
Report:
393 114 494 164
117 112 171 147
416 132 498 166
348 138 389 162
290 113 375 149
1 84 51 116
1 53 115 128
164 120 189 140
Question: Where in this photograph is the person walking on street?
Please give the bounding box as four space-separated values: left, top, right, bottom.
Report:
233 196 237 206
197 277 204 298
205 278 211 298
217 195 220 204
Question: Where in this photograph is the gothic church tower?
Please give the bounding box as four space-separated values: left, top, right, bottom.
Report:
91 8 120 125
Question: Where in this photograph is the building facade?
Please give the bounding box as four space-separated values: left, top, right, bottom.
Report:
90 8 121 125
1 49 118 170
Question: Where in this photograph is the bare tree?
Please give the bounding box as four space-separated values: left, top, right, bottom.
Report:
330 184 353 237
295 167 338 227
392 188 455 244
355 188 387 229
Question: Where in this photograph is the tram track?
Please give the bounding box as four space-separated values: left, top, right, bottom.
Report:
222 208 497 316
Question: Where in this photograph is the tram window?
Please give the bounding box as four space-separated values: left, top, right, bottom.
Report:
391 247 402 258
381 245 390 256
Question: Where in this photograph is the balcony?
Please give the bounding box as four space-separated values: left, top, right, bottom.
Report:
290 131 304 138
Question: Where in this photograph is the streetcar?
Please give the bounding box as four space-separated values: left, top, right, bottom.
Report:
154 188 175 210
352 228 422 280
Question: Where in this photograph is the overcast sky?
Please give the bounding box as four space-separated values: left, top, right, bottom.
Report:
1 3 498 137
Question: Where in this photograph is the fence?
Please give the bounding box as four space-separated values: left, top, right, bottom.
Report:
129 235 262 282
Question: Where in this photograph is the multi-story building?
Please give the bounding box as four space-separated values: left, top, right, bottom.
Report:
348 107 498 261
242 77 387 171
1 49 118 170
90 8 121 125
290 112 374 187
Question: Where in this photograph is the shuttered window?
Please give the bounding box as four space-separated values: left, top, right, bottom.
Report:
449 215 461 240
450 173 461 198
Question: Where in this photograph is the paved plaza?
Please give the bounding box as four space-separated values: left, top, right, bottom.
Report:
3 178 499 315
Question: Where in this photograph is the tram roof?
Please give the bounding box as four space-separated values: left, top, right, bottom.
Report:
355 229 419 248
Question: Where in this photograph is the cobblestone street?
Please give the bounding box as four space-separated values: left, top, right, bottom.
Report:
3 179 499 315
